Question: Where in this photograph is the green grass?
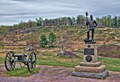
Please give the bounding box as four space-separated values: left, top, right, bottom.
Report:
37 53 81 67
98 57 120 72
2 54 120 77
0 57 4 63
6 67 40 77
37 54 120 72
37 57 79 68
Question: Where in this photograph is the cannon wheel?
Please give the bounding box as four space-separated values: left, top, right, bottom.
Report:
5 51 15 71
27 52 36 73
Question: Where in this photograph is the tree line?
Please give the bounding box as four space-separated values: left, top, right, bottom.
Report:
0 15 120 33
96 15 120 27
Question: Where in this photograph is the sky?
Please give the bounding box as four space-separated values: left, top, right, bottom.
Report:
0 0 120 25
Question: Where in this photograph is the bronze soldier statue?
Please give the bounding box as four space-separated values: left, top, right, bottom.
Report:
85 12 97 42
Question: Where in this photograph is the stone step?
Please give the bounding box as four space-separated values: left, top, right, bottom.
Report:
75 65 106 73
80 62 101 67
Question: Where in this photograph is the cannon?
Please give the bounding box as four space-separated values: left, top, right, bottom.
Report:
4 47 36 73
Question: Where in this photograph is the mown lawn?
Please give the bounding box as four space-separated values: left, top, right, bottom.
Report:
1 53 120 77
6 67 40 77
37 54 120 72
99 57 120 72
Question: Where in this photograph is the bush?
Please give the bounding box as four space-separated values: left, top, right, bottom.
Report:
40 34 48 48
48 32 56 47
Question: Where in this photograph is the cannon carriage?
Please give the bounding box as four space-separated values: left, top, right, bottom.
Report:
4 46 36 73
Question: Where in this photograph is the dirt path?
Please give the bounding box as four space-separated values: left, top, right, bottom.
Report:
0 64 120 82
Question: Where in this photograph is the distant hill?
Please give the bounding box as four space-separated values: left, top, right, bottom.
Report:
0 27 120 58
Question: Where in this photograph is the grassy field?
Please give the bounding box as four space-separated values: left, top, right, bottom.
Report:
99 57 120 72
0 27 120 76
37 54 120 72
6 67 40 77
1 52 120 77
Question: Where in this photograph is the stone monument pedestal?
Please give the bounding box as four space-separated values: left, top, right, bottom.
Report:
72 41 109 79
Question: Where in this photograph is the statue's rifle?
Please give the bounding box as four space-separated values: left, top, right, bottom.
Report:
85 12 90 32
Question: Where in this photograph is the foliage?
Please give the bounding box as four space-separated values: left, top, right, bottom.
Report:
48 32 57 47
76 15 85 26
36 17 43 27
1 14 120 35
0 25 10 33
40 34 48 48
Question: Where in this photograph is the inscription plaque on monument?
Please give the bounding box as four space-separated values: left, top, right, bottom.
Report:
84 48 94 55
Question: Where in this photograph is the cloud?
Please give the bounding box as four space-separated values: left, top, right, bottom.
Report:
0 0 120 25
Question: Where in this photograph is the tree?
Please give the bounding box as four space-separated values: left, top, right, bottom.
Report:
114 16 118 27
40 34 48 48
44 19 49 26
71 17 76 26
66 17 72 26
112 16 118 27
28 20 33 28
76 15 85 26
107 15 112 27
36 17 43 27
76 15 81 25
48 32 56 47
117 16 120 27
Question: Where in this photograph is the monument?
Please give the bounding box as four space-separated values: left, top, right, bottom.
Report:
72 12 109 79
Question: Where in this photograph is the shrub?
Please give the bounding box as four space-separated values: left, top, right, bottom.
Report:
48 32 56 47
40 34 48 48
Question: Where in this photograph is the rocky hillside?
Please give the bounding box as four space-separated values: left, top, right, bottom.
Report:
0 27 120 58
